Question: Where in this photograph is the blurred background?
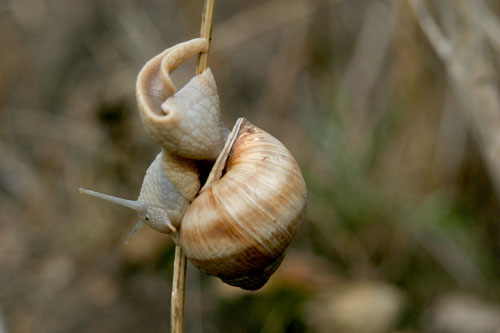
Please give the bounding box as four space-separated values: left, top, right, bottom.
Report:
1 0 500 332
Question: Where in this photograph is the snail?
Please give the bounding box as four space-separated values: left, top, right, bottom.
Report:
80 38 307 290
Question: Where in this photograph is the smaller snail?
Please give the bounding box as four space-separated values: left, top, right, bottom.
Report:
80 38 307 290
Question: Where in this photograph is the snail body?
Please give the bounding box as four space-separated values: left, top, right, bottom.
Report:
80 38 307 290
80 39 222 240
136 38 229 161
79 152 189 236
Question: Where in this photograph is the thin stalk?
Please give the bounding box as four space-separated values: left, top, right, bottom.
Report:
196 0 216 75
171 245 187 333
170 0 216 332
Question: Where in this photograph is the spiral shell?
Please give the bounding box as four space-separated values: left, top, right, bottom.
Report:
179 118 307 290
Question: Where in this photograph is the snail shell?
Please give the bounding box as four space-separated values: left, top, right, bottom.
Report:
180 118 307 290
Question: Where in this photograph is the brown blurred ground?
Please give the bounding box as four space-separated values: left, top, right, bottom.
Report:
1 0 500 332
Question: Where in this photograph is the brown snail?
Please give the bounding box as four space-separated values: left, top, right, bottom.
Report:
80 38 307 290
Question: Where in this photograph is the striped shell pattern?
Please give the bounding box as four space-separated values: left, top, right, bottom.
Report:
180 118 307 290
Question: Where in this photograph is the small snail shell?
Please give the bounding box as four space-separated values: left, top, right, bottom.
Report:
180 118 307 290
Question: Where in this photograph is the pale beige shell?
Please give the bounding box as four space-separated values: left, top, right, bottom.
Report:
179 118 307 290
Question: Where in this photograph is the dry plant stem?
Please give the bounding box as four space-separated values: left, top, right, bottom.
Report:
196 0 215 75
170 0 215 332
409 0 500 202
171 245 187 333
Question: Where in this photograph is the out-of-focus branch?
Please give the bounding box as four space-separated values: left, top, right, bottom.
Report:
407 0 452 60
212 0 342 54
432 89 467 182
473 0 500 55
320 0 396 157
409 0 500 201
342 0 396 117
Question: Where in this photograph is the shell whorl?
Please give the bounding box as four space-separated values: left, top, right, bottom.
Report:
179 118 307 290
